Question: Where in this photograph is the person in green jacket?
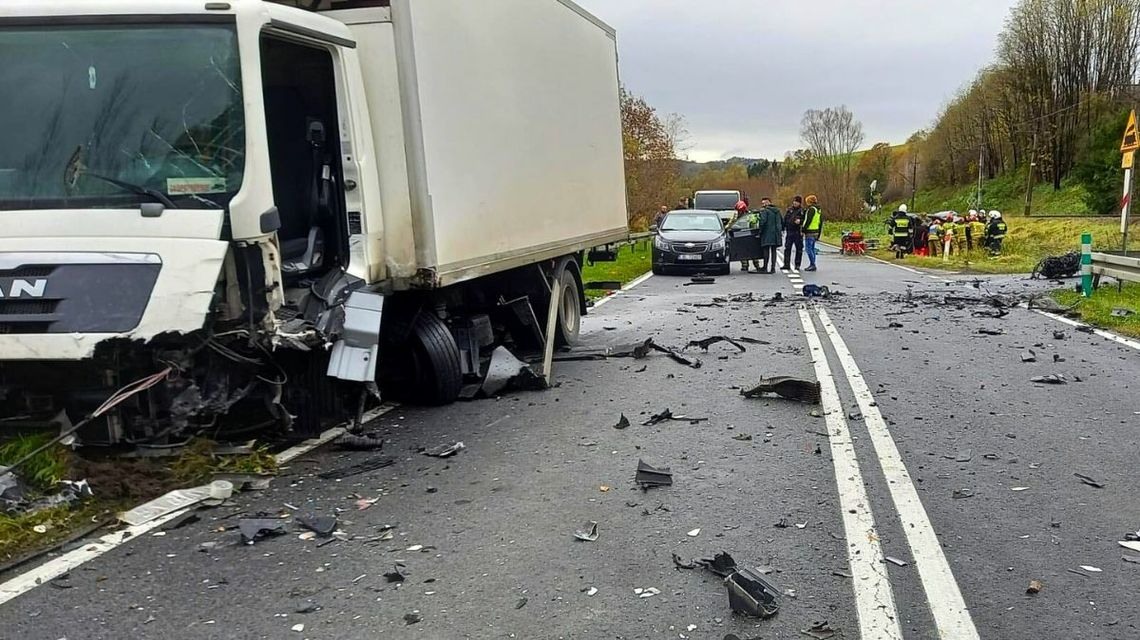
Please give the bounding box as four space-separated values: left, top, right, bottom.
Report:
757 197 784 273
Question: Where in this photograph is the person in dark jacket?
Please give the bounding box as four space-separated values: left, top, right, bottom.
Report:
782 195 804 270
653 205 669 229
757 197 784 273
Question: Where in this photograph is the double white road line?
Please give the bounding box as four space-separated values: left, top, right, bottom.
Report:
799 306 980 640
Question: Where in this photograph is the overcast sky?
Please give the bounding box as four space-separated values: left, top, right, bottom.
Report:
575 0 1019 162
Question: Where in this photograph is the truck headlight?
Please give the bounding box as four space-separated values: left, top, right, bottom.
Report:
654 235 669 250
710 238 726 251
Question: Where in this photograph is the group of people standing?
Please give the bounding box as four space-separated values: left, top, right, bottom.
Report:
888 207 1008 259
731 195 823 273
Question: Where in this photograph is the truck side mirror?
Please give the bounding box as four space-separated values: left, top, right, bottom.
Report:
650 224 658 232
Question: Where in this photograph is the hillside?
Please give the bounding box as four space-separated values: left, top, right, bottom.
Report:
888 169 1090 216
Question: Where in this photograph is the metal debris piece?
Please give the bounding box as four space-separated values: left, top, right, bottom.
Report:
1053 331 1066 340
1030 374 1067 385
613 414 630 430
741 377 822 404
1021 350 1037 363
317 456 396 480
296 514 338 537
698 551 738 577
333 432 385 451
686 336 746 352
586 586 598 596
239 518 286 545
952 489 975 499
1026 579 1043 594
672 553 696 570
1079 565 1102 573
977 328 1004 336
643 408 708 426
637 586 661 598
800 621 838 639
885 556 909 567
1075 325 1095 334
403 612 422 625
1120 541 1140 552
725 568 780 619
481 346 547 396
423 442 465 458
514 597 528 609
1074 473 1105 488
685 276 716 285
732 433 753 441
735 336 771 345
635 460 673 488
646 340 703 368
574 521 599 542
687 528 701 537
384 564 407 583
1122 555 1140 564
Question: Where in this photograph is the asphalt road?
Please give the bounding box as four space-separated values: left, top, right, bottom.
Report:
2 246 1139 640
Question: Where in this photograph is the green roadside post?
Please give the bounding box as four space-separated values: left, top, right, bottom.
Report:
1081 232 1093 298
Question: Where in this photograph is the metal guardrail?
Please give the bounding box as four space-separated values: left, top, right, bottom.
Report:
1090 251 1140 285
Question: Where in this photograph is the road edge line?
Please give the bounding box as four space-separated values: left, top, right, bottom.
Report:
1029 308 1140 351
818 241 951 282
797 307 904 640
0 404 396 606
816 307 980 640
590 270 653 309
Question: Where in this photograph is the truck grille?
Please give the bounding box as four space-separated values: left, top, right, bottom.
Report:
0 266 55 278
671 242 709 253
0 300 59 315
0 322 52 334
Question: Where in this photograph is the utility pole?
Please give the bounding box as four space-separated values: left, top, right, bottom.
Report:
1023 131 1037 217
976 145 984 212
909 153 917 211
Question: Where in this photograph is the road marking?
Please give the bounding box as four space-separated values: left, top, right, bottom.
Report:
819 241 951 282
590 270 653 309
0 404 396 606
815 308 980 640
1030 308 1140 351
797 308 904 640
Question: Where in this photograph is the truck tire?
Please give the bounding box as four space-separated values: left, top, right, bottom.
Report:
554 262 582 347
381 311 462 405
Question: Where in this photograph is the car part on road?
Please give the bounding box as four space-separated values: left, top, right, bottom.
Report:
333 432 385 451
885 556 909 567
646 340 703 368
404 612 423 625
643 409 708 425
1073 473 1105 488
635 460 673 488
741 377 822 404
672 553 697 569
802 284 831 298
480 346 547 397
423 441 466 458
1030 374 1067 384
977 328 1005 336
686 336 747 352
725 567 780 619
613 414 630 430
297 514 338 537
1021 350 1037 362
684 276 717 285
573 521 599 541
384 564 407 582
800 621 838 639
1032 252 1081 280
635 586 661 598
952 489 975 499
1026 579 1044 594
239 518 286 545
118 484 214 526
317 456 397 480
687 528 701 537
699 551 738 577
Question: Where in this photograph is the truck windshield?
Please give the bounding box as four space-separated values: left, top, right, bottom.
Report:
693 192 740 210
0 22 244 210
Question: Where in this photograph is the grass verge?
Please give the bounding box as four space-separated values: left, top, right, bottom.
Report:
1053 282 1140 338
581 239 652 299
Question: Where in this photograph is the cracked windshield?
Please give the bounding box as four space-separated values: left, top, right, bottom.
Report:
0 1 1139 639
0 23 243 210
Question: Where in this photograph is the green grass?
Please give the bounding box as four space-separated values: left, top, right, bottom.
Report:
1053 282 1140 338
0 434 69 491
823 216 1140 274
581 239 652 299
171 438 279 485
894 171 1090 216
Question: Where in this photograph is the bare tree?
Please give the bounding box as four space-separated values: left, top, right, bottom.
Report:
799 105 865 217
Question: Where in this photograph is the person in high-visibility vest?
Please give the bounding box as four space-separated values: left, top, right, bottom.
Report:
888 204 912 259
985 210 1008 255
802 195 823 271
941 216 956 260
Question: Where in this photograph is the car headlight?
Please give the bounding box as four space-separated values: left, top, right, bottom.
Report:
654 235 669 250
710 237 726 251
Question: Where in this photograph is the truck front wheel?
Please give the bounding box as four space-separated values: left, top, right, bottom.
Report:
380 311 462 405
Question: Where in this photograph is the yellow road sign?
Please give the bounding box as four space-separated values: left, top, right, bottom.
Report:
1124 152 1135 169
1122 109 1140 153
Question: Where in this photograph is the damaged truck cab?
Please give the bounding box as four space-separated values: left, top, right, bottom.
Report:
0 0 628 445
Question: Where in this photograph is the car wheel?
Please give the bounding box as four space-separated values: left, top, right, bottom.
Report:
717 263 731 276
651 265 666 275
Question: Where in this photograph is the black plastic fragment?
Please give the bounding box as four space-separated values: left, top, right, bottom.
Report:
741 377 822 404
613 414 630 430
297 514 338 537
317 456 397 480
239 518 286 545
725 567 780 619
635 459 673 488
698 551 738 577
334 432 385 451
686 336 747 352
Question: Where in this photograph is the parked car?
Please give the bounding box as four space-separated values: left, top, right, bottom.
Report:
652 209 730 275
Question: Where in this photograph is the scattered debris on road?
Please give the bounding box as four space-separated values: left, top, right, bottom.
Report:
884 556 909 567
317 456 396 480
1026 579 1043 594
672 553 697 570
1030 374 1067 385
403 612 423 625
643 409 708 426
732 433 753 441
333 432 385 451
118 484 213 526
725 567 780 618
613 414 630 430
1079 565 1102 573
384 564 407 582
685 276 716 286
1021 350 1037 363
1073 473 1105 488
1053 331 1066 340
239 518 286 545
687 528 701 537
800 621 838 639
514 597 528 609
802 284 831 298
977 328 1004 336
423 442 466 458
952 489 975 499
1032 252 1081 280
686 336 746 352
296 514 337 537
741 377 822 404
574 521 599 542
481 346 547 396
634 586 661 598
699 551 738 577
635 460 673 488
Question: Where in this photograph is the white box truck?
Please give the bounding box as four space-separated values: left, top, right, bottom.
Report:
0 0 628 444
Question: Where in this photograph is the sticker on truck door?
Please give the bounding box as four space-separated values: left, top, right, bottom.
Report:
166 177 227 195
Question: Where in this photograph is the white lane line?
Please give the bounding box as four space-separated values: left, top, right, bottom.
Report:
0 404 396 606
819 241 951 282
1030 308 1140 351
590 270 654 310
816 308 980 640
798 308 904 640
